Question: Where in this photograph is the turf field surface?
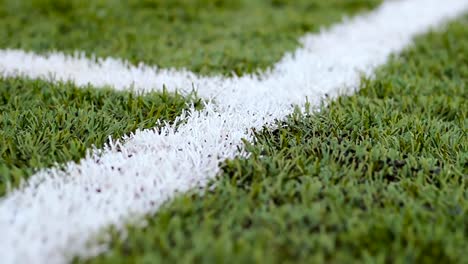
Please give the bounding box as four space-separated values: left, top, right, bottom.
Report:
0 0 466 263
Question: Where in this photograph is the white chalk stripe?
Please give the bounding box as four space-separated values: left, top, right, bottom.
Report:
0 0 467 263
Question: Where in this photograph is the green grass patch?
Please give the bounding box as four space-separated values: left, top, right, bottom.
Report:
83 15 468 264
0 78 196 196
0 0 381 76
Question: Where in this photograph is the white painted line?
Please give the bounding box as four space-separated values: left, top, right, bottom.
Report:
0 0 467 263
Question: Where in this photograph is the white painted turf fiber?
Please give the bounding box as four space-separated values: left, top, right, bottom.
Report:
0 0 467 263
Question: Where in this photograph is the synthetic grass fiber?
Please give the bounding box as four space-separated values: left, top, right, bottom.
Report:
83 15 468 264
0 0 381 75
0 78 192 196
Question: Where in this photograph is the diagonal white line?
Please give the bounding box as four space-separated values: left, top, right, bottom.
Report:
0 0 467 263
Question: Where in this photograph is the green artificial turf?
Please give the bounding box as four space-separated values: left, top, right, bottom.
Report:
0 78 195 196
82 15 468 264
0 0 381 76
